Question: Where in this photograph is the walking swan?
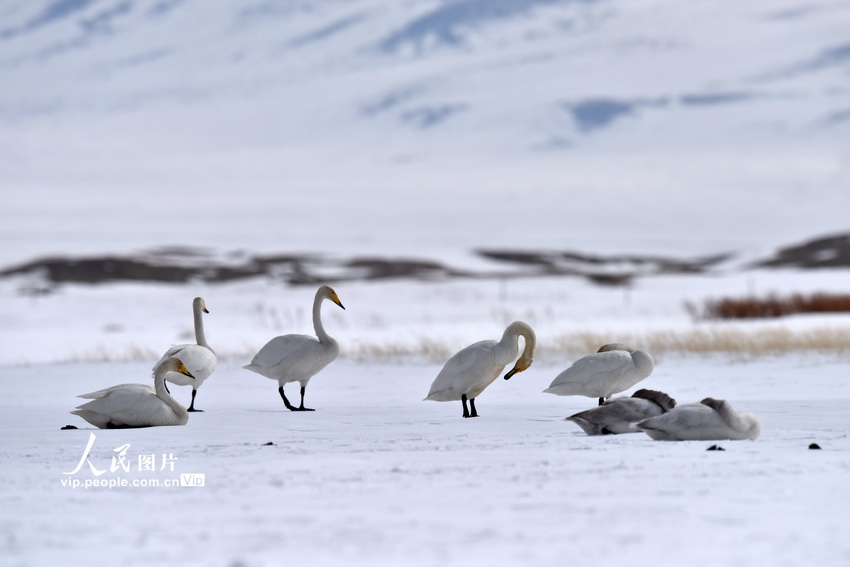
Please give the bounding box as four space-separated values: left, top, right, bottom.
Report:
243 285 345 411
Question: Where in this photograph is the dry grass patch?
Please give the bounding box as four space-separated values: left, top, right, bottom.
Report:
545 326 850 358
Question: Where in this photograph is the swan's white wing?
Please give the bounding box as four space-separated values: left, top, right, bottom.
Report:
72 384 182 428
567 397 666 435
153 344 217 386
243 334 339 384
248 335 316 367
77 383 154 399
545 350 634 397
425 340 502 401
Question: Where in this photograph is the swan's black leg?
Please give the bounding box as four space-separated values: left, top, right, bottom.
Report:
295 386 315 412
278 387 297 411
598 397 605 406
187 389 203 412
461 394 471 418
469 397 479 418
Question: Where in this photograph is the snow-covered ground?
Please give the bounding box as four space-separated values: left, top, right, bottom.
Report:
2 267 850 566
2 353 849 567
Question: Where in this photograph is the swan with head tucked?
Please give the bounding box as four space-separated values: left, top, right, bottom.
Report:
71 357 195 428
637 397 761 441
544 343 655 405
243 285 345 411
566 389 676 435
424 321 536 418
152 296 216 412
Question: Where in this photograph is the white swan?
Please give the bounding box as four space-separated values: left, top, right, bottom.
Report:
152 296 217 412
544 343 655 405
566 389 676 435
424 321 536 418
243 285 345 411
637 397 761 441
71 357 195 428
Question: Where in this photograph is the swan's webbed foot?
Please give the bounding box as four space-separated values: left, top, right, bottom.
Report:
187 408 204 412
598 397 605 406
293 386 315 412
280 386 315 412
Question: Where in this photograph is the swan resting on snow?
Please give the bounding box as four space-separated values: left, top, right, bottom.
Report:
544 343 655 405
566 389 676 435
637 397 761 441
153 296 217 412
243 285 345 411
424 321 536 418
71 357 195 428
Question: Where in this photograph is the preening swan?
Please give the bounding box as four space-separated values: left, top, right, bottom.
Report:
424 321 536 418
152 296 217 412
243 285 345 411
544 343 655 405
566 389 676 435
637 397 761 441
71 357 195 428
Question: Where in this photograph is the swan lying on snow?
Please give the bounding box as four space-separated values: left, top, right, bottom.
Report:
544 343 655 405
566 389 676 435
637 397 761 441
71 357 195 428
243 285 345 411
425 321 536 418
153 296 216 412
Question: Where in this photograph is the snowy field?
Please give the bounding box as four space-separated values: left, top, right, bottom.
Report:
2 270 850 567
2 355 850 567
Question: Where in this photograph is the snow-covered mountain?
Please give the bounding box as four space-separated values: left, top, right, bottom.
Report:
1 0 849 264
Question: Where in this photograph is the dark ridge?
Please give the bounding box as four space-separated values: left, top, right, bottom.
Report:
476 250 560 268
754 233 850 268
476 249 732 285
345 258 462 280
1 233 846 293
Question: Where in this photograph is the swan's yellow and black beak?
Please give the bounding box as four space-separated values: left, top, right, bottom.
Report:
331 290 345 310
203 306 209 314
504 366 520 380
178 362 196 380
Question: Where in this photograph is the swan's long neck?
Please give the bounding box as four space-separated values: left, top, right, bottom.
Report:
313 291 332 344
502 321 536 368
193 302 209 349
154 366 189 420
706 398 759 437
